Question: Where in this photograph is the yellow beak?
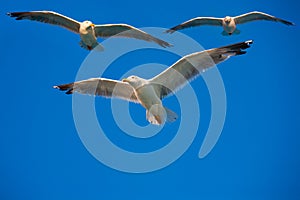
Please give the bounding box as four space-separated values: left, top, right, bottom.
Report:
122 78 129 83
91 23 95 27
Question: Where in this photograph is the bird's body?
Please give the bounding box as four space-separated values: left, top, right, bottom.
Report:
7 11 172 50
222 16 237 35
54 40 253 125
166 11 294 36
123 77 167 124
134 83 161 110
78 21 100 50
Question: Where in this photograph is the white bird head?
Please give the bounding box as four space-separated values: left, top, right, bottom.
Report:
224 16 232 24
122 75 147 89
82 20 95 30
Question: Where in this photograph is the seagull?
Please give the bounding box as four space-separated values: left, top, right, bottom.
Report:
54 40 253 125
166 11 294 36
7 11 172 50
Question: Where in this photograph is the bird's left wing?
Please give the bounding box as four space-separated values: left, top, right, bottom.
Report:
54 78 139 103
234 11 294 26
94 24 172 47
150 40 253 99
7 11 81 33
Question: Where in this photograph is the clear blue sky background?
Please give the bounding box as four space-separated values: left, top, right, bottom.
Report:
1 0 300 199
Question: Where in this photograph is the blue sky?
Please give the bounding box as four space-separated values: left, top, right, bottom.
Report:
1 0 300 199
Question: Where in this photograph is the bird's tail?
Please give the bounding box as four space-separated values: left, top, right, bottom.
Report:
221 29 241 36
164 107 178 123
221 30 230 36
146 104 178 125
79 40 104 51
233 29 241 35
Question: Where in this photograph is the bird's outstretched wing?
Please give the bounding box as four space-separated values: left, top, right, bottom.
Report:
234 11 294 26
150 40 253 99
7 11 81 33
54 78 139 103
94 24 172 47
166 17 223 33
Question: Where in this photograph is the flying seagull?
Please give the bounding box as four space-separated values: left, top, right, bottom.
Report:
166 11 294 36
54 40 253 125
7 11 172 50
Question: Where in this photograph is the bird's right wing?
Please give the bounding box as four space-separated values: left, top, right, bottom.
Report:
54 78 139 103
7 11 81 33
94 24 172 47
150 40 253 99
166 17 223 33
234 11 294 26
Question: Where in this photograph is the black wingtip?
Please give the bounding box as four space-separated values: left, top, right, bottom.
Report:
238 40 253 54
276 18 295 26
239 40 253 50
154 38 173 48
65 90 73 95
245 40 253 47
286 21 296 26
221 40 253 52
222 40 253 56
6 12 21 19
164 42 174 48
277 18 295 26
53 83 74 95
234 51 247 55
165 29 175 34
6 12 18 17
6 12 29 20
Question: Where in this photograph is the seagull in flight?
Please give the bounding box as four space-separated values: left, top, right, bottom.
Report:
166 11 294 36
54 40 253 125
7 11 172 50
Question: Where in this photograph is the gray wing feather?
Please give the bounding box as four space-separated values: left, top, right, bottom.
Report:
54 78 139 103
150 40 253 99
7 11 81 33
94 24 172 47
234 11 294 26
166 17 223 33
